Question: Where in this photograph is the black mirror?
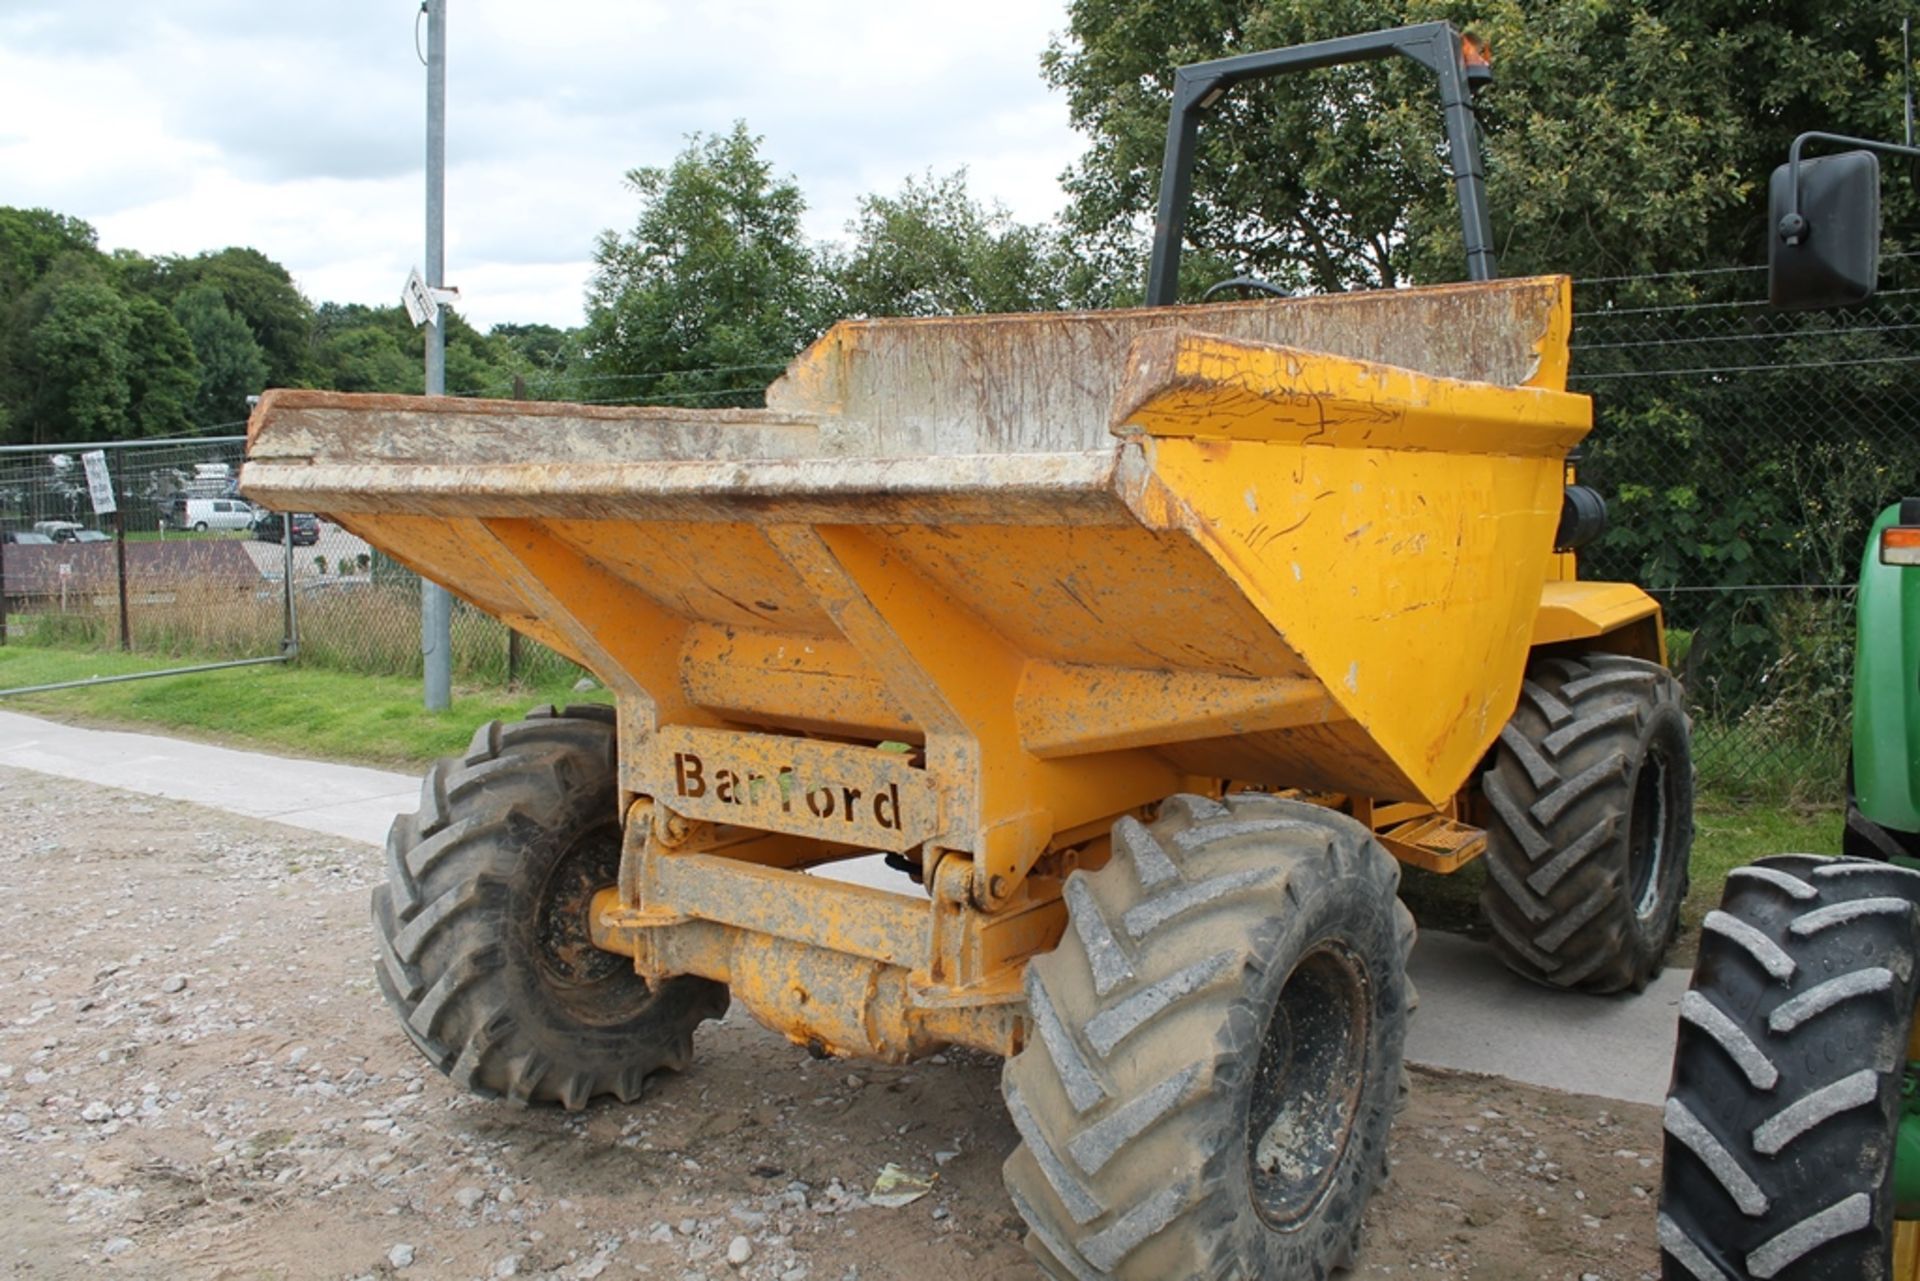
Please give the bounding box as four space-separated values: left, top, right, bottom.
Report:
1768 149 1881 309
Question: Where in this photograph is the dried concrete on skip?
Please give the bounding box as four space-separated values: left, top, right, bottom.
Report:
0 707 1687 1107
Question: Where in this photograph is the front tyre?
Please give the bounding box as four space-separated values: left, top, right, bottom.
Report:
1003 794 1414 1280
1480 652 1694 992
371 704 727 1109
1659 854 1920 1279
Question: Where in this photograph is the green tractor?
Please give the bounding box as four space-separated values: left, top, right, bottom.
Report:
1658 501 1920 1281
1848 496 1920 863
1657 128 1920 1279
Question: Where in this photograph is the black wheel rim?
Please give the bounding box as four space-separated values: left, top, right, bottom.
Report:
1627 745 1674 920
1245 943 1371 1229
532 822 649 1024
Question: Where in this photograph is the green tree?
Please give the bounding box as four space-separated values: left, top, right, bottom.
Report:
490 322 576 386
164 247 313 386
316 324 419 395
107 246 168 302
0 208 98 306
831 170 1070 317
20 267 135 442
307 301 536 398
310 302 419 394
173 283 268 425
582 123 832 407
123 294 199 437
0 209 108 442
1044 0 1919 299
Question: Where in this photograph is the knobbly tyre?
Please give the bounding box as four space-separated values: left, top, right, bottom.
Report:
1657 117 1920 1281
244 24 1693 1281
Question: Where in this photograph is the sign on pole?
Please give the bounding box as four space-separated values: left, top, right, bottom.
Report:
402 267 437 328
402 267 460 329
81 450 116 515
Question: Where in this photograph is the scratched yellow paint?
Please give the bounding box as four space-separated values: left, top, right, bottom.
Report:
1533 580 1665 662
1117 332 1593 804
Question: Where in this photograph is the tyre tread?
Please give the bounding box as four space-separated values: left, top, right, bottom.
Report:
1004 794 1412 1280
1659 853 1920 1280
1480 651 1694 993
370 708 726 1111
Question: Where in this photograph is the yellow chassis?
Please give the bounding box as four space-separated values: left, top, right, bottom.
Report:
579 597 1659 1063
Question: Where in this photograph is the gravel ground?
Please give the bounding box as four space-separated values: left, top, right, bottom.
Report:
0 762 1665 1280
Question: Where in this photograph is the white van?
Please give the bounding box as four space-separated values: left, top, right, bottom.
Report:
168 497 255 531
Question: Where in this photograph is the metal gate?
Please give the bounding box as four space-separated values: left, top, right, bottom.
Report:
0 436 298 695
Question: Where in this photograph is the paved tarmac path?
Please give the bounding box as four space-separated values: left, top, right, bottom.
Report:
0 708 1687 1104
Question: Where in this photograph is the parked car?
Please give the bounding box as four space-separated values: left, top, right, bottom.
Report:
32 520 85 543
1 531 55 544
252 511 321 546
166 497 255 532
72 530 111 543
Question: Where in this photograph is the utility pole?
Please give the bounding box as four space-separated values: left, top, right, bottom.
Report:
420 0 453 711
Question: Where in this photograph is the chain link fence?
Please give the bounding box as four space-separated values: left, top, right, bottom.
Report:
0 438 281 666
1570 253 1920 801
0 436 576 688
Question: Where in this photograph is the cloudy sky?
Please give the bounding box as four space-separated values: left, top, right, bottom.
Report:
0 1 1086 329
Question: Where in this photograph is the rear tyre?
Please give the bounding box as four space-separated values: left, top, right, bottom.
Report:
371 704 728 1109
1479 651 1694 992
1003 794 1414 1280
1659 854 1920 1280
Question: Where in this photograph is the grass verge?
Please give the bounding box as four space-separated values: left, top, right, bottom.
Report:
0 645 609 771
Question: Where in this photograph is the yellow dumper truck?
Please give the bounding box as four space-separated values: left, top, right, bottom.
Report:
243 24 1690 1279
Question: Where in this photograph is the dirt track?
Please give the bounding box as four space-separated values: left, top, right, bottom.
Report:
0 763 1664 1280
